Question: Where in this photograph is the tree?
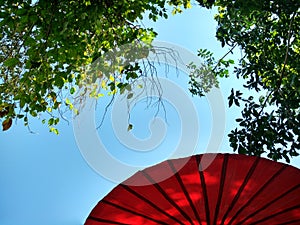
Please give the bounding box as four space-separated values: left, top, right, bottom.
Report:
1 0 300 163
0 0 191 134
194 0 300 162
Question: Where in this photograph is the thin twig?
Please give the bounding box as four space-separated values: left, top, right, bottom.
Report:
275 12 297 92
213 43 237 71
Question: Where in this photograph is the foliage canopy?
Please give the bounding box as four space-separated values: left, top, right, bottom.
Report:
196 0 300 162
0 0 190 134
1 0 300 162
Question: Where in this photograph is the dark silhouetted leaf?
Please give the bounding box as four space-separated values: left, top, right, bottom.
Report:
127 124 133 131
2 118 12 131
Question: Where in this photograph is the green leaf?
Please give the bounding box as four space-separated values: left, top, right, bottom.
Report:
48 118 54 126
49 127 59 135
70 87 76 94
30 111 37 117
65 98 71 105
3 58 19 67
127 93 133 99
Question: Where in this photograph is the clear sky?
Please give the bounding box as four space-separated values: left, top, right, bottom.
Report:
1 4 300 225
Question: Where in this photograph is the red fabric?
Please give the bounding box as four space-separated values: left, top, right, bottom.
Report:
85 154 300 225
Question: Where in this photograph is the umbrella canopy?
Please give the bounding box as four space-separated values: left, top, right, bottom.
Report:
85 153 300 225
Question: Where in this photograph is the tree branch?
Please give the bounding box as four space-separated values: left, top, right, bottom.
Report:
258 11 297 116
213 43 237 71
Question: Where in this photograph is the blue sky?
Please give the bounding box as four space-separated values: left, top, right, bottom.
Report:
1 4 300 225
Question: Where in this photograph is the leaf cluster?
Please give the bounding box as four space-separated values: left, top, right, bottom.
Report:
0 0 191 132
188 48 234 96
196 0 300 162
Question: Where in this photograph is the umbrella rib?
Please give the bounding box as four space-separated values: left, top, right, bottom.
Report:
141 170 193 225
277 218 300 225
120 184 184 225
227 164 288 225
168 160 203 225
86 216 130 225
213 154 229 225
197 155 211 225
220 156 261 225
250 204 300 225
100 199 168 225
237 183 300 225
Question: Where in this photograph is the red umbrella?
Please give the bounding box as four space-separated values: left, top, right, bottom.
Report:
85 153 300 225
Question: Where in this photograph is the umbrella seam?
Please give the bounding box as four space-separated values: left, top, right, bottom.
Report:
277 218 300 225
213 154 229 225
197 155 211 225
141 170 191 225
120 184 184 224
101 199 168 224
251 204 300 225
168 159 202 225
220 156 261 224
237 183 300 224
228 164 288 225
86 216 130 225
